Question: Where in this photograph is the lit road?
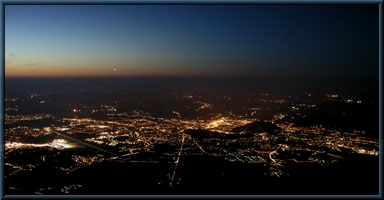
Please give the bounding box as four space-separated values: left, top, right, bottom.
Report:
170 133 185 187
195 141 210 155
269 150 283 167
5 166 23 179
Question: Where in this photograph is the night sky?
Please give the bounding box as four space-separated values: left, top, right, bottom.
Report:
5 5 379 81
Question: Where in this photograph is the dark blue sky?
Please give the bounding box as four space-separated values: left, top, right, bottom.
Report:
5 5 379 81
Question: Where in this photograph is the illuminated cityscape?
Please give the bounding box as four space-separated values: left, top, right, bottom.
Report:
3 77 380 195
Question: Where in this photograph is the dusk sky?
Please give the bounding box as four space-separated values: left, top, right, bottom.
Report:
5 5 379 80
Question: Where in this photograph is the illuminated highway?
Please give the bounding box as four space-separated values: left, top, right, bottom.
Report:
170 133 185 187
